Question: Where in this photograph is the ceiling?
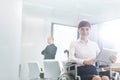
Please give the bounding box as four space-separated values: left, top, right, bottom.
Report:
23 0 120 24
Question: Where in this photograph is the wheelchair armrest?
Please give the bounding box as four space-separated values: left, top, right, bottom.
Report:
65 62 80 80
66 62 78 71
66 62 78 74
66 62 77 66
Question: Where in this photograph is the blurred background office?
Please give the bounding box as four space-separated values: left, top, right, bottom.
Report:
1 0 120 80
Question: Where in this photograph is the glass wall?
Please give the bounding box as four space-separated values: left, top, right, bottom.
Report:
98 19 120 62
52 24 77 61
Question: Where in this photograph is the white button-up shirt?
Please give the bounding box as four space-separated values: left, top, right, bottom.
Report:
69 39 100 66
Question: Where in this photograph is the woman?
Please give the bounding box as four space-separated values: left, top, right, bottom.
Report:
69 21 109 80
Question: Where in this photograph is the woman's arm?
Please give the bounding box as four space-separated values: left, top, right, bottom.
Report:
69 42 84 65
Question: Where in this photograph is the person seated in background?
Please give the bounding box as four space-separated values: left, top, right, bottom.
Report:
69 20 109 80
41 36 57 59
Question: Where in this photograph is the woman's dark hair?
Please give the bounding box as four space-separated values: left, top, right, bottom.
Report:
78 21 91 29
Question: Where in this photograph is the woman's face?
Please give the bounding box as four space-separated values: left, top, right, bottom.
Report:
78 26 91 39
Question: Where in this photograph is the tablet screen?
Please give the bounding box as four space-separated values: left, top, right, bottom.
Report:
96 48 117 65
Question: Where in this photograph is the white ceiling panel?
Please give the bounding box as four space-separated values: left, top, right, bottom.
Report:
23 0 120 24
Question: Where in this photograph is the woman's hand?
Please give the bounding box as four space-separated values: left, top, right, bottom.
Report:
83 58 96 65
109 55 117 63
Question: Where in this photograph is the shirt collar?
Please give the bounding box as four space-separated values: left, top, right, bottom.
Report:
48 42 54 45
79 39 90 44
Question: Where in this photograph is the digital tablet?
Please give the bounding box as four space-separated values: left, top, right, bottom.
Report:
96 48 117 65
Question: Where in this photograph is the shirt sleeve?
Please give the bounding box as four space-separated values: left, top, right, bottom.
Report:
69 41 85 65
41 46 48 55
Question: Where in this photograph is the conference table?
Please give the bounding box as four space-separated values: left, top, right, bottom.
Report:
104 63 120 72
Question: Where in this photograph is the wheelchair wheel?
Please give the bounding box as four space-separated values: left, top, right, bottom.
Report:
59 73 75 80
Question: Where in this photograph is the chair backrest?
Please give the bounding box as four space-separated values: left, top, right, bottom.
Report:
43 60 61 79
28 63 40 80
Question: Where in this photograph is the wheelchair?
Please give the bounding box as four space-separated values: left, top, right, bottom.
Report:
96 61 120 80
59 50 80 80
59 62 80 80
59 50 120 80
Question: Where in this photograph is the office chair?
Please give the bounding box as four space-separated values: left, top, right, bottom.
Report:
28 62 40 80
43 60 63 80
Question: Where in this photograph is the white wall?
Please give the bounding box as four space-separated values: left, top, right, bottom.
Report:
21 14 52 80
21 14 51 64
0 0 22 80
